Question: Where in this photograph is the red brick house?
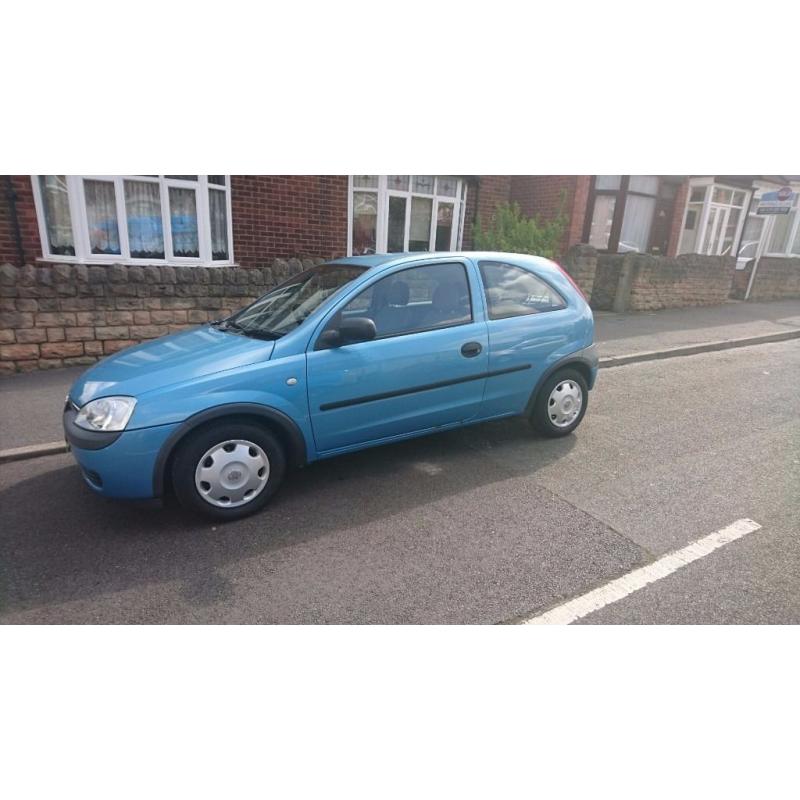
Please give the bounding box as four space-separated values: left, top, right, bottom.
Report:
3 174 798 270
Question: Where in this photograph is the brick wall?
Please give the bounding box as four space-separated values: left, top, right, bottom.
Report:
1 177 41 265
0 260 315 375
509 176 590 256
231 175 348 265
666 178 689 257
461 176 513 249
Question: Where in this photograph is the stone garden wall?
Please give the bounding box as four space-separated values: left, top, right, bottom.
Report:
593 252 735 312
0 259 317 374
739 257 800 301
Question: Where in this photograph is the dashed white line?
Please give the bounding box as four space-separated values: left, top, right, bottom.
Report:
518 518 762 625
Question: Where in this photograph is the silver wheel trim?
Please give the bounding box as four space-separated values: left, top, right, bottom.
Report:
194 439 270 508
547 380 583 428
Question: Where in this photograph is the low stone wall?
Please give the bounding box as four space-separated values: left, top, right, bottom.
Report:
745 257 800 301
0 260 317 374
590 254 624 311
593 252 735 312
560 244 597 301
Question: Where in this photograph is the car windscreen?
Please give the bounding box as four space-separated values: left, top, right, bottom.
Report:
226 263 366 338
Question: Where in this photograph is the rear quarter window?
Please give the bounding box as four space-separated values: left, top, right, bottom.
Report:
478 261 566 320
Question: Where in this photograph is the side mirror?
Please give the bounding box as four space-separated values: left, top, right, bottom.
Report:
320 316 377 348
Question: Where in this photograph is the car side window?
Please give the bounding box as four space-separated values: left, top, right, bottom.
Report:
478 261 566 320
324 262 473 342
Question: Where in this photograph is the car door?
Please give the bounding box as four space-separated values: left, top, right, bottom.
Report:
476 259 572 417
306 260 488 453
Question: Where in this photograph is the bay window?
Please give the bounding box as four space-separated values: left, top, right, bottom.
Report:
32 175 233 265
584 176 659 253
677 179 749 257
348 176 466 256
678 179 800 262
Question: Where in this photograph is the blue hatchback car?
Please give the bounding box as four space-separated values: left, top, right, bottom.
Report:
64 252 597 520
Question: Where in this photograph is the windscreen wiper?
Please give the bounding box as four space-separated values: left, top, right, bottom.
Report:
211 319 282 339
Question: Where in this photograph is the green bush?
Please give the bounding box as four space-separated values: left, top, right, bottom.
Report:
473 201 567 260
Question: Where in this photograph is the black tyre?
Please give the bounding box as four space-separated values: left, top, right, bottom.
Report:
171 422 286 521
530 369 589 438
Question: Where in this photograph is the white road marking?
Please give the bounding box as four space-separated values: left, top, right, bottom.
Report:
519 518 762 625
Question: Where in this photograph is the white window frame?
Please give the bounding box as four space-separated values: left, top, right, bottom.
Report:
347 176 466 257
31 175 234 266
677 177 751 258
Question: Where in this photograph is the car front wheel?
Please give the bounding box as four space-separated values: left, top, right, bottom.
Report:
530 369 588 437
171 422 286 520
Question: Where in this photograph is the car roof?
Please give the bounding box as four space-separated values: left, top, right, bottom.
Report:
327 252 557 271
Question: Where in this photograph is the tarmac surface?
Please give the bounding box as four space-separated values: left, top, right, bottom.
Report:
1 338 797 623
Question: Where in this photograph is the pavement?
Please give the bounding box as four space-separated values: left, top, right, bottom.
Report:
593 298 800 357
0 299 798 624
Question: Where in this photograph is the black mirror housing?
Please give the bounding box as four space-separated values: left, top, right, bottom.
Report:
338 316 377 344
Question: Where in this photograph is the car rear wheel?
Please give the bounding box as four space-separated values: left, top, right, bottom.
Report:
530 369 588 437
171 422 286 520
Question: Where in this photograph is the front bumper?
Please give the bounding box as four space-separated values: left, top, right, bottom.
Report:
64 407 179 499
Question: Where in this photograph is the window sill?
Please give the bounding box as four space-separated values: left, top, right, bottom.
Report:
36 256 238 268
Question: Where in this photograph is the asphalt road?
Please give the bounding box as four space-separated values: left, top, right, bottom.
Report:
0 339 798 623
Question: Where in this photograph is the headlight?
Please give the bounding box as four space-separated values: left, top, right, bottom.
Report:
74 396 137 432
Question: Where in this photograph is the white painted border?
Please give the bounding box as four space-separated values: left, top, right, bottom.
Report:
518 518 762 625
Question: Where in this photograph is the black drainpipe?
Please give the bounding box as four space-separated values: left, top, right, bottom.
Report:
3 176 26 265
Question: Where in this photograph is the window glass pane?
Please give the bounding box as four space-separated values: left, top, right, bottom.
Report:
619 194 655 252
208 175 226 186
690 186 707 203
353 175 378 189
166 175 198 181
409 197 432 251
387 196 407 252
412 176 435 194
712 187 733 204
478 261 565 320
38 176 75 256
768 210 793 253
702 207 719 254
437 177 458 197
337 262 471 339
595 175 621 190
209 188 229 260
629 175 658 195
739 215 764 259
721 207 741 255
352 191 377 255
387 175 409 191
168 187 199 258
733 190 746 207
84 180 121 255
435 202 454 251
791 214 800 255
587 195 616 249
124 180 164 259
679 203 704 254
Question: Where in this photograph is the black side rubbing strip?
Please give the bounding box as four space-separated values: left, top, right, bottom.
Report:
319 364 531 411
